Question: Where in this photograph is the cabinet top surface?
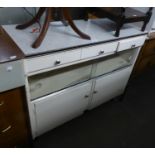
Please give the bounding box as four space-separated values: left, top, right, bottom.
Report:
2 19 147 57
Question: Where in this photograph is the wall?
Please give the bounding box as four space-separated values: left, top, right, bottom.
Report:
0 7 155 31
0 7 36 25
0 7 86 25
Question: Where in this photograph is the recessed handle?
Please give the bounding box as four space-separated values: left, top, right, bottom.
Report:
131 44 136 48
99 50 105 55
55 60 61 65
1 125 12 133
0 101 4 106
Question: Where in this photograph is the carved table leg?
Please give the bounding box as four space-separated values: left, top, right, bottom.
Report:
32 8 52 48
16 8 46 29
62 8 91 40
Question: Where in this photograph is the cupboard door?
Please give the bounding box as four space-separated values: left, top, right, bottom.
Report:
32 81 92 136
89 67 132 109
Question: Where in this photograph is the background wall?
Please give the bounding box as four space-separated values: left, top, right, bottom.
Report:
0 7 155 31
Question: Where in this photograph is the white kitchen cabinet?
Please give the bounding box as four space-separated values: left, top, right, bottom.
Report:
88 67 132 109
32 81 92 136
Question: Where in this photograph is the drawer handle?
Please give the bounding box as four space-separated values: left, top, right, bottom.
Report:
131 44 136 48
55 60 61 65
0 101 4 106
1 125 11 133
99 51 105 55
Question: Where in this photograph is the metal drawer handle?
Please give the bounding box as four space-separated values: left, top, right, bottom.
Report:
0 101 4 106
99 51 105 55
1 125 11 133
131 44 136 48
55 60 61 65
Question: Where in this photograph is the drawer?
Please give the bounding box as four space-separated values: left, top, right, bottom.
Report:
24 49 81 73
117 36 146 52
0 60 25 92
81 42 118 59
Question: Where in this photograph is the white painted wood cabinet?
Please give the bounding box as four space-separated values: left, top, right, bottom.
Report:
24 35 146 138
32 81 92 136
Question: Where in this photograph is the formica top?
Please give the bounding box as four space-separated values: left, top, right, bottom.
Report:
2 19 147 57
0 27 24 63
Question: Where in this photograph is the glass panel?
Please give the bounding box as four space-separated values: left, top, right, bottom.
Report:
93 49 134 78
28 64 92 100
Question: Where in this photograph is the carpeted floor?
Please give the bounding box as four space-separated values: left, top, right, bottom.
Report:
33 66 155 148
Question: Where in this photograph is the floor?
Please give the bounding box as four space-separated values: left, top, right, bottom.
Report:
34 66 155 148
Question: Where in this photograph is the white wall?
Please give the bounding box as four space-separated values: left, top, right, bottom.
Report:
0 7 36 25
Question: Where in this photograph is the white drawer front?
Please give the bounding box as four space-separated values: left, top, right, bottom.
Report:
24 49 81 73
81 42 118 59
0 60 25 92
117 36 146 52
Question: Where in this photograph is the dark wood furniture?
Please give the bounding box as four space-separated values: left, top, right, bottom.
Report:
0 27 24 64
0 26 31 148
132 36 155 78
0 87 31 148
16 7 91 48
86 7 153 37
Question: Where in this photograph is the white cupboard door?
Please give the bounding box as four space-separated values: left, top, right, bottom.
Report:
89 67 132 109
32 81 92 136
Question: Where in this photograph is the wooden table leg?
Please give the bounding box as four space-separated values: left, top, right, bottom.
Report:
115 19 124 37
62 8 91 40
32 8 52 48
16 8 46 30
